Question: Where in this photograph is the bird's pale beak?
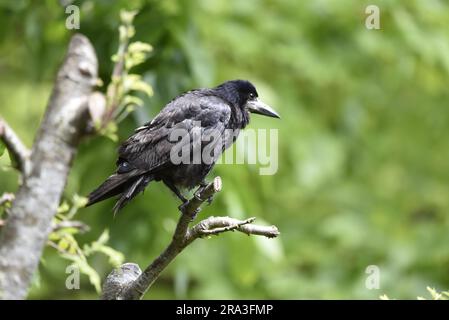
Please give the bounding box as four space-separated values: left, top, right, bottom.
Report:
246 98 280 118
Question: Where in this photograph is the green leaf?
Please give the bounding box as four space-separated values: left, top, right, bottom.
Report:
72 194 88 209
58 238 69 251
57 201 70 214
127 76 153 97
48 231 61 242
120 10 138 25
83 230 125 267
123 95 144 108
128 41 153 54
427 287 443 300
97 229 110 245
100 122 118 142
96 245 125 267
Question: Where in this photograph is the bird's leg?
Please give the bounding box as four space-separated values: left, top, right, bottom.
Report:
163 180 201 218
163 180 189 210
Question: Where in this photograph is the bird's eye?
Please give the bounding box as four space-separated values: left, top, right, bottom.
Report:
248 93 255 99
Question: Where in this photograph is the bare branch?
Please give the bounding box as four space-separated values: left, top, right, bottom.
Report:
102 177 280 300
187 216 279 239
0 118 30 173
237 222 280 238
191 216 256 236
0 34 98 300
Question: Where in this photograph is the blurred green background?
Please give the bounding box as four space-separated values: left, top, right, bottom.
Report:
1 0 449 299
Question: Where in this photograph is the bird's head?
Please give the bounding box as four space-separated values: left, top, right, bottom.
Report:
215 80 280 119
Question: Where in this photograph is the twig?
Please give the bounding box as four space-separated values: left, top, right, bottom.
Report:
102 177 280 300
0 118 30 174
192 217 255 236
0 202 90 234
236 222 280 238
51 220 90 233
102 18 130 126
188 216 279 238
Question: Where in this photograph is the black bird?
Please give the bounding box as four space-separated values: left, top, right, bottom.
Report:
86 80 280 214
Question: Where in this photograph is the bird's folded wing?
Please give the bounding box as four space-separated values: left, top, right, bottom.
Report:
118 93 232 173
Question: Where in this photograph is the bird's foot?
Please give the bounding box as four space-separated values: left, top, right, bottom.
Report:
193 190 213 204
193 180 214 204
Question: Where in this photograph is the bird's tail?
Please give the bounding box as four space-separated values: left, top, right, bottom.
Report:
86 170 153 214
112 174 153 214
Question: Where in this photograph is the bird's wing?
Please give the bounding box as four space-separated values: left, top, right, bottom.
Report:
118 92 231 172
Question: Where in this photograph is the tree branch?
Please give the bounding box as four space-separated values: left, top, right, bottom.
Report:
51 220 90 233
0 34 98 300
0 118 30 173
188 216 279 239
101 177 280 300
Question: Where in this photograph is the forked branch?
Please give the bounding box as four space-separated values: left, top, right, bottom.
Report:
102 177 280 300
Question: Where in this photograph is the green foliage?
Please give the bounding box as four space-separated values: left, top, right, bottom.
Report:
420 287 449 301
1 0 449 299
381 287 449 300
48 196 124 293
99 9 154 140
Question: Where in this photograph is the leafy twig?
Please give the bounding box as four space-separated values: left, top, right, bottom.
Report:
97 10 153 141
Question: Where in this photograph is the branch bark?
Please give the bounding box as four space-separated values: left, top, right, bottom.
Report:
0 118 30 173
188 216 280 238
101 177 280 300
0 34 98 299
